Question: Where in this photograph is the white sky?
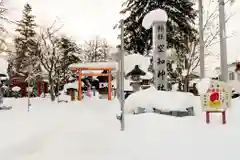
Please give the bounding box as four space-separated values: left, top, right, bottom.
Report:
4 0 124 46
2 0 240 74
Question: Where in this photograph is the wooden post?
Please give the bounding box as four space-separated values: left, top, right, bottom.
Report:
206 110 226 124
44 82 47 97
37 82 41 97
71 89 75 101
108 70 112 100
222 111 226 124
78 71 82 101
206 111 210 123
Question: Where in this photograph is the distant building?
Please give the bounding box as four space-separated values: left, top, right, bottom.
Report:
215 62 239 81
215 62 240 92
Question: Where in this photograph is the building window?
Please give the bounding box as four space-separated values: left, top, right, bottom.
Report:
229 72 235 80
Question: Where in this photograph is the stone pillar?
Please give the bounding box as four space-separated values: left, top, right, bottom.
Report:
153 21 167 91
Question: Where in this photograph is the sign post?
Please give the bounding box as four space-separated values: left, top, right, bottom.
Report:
142 9 168 91
200 80 231 124
117 19 125 131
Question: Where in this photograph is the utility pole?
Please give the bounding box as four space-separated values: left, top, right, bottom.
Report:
119 19 125 131
218 0 228 82
198 0 205 79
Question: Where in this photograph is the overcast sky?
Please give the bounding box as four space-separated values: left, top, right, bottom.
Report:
4 0 124 46
3 0 240 74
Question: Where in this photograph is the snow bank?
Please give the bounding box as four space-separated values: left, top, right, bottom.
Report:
63 81 84 92
227 80 240 93
1 96 240 159
125 87 195 113
196 78 211 94
140 71 153 79
142 9 168 29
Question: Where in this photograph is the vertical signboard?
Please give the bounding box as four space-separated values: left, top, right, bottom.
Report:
153 21 167 90
200 80 232 111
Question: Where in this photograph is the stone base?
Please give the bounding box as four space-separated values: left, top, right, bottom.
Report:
133 106 195 117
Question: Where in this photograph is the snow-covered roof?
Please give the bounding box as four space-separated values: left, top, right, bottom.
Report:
82 70 103 74
140 72 153 79
0 56 8 76
69 61 117 69
124 54 150 74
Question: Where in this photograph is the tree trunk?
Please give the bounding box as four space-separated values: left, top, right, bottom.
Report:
178 80 182 91
63 52 67 82
57 72 60 102
48 74 55 101
27 79 31 111
183 76 189 92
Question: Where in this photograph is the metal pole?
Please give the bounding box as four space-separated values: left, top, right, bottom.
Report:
116 48 121 99
120 19 125 131
219 0 228 82
199 0 205 79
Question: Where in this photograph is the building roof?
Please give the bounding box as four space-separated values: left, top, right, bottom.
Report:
125 65 146 77
215 62 237 70
69 61 117 70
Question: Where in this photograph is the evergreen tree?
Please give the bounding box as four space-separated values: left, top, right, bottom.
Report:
56 36 82 81
116 0 198 54
9 3 38 77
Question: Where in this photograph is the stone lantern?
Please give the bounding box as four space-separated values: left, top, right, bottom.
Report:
126 65 146 92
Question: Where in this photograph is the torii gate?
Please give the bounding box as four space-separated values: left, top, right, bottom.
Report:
69 62 116 101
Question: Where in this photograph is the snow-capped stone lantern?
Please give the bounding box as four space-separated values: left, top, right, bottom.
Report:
125 65 146 92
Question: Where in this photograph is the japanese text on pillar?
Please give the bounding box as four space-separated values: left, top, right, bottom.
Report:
155 23 167 91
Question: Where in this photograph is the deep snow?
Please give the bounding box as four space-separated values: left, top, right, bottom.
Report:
0 94 240 160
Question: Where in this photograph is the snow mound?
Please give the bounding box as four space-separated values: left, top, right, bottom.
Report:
125 87 195 113
140 71 153 79
12 86 21 92
142 9 168 29
196 78 211 94
63 81 84 92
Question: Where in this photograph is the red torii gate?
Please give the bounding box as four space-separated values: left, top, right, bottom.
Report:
71 67 113 101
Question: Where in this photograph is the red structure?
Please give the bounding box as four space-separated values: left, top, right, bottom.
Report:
36 81 48 97
206 110 226 124
71 67 113 101
12 76 27 97
11 75 48 97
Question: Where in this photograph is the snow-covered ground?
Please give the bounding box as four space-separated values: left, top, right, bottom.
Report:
0 93 240 160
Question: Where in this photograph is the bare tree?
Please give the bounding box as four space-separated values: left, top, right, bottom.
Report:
171 0 235 91
83 36 111 62
99 38 111 61
83 36 101 62
36 20 63 101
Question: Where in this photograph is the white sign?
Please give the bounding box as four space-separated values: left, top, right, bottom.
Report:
200 80 232 111
99 82 107 88
153 22 167 90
